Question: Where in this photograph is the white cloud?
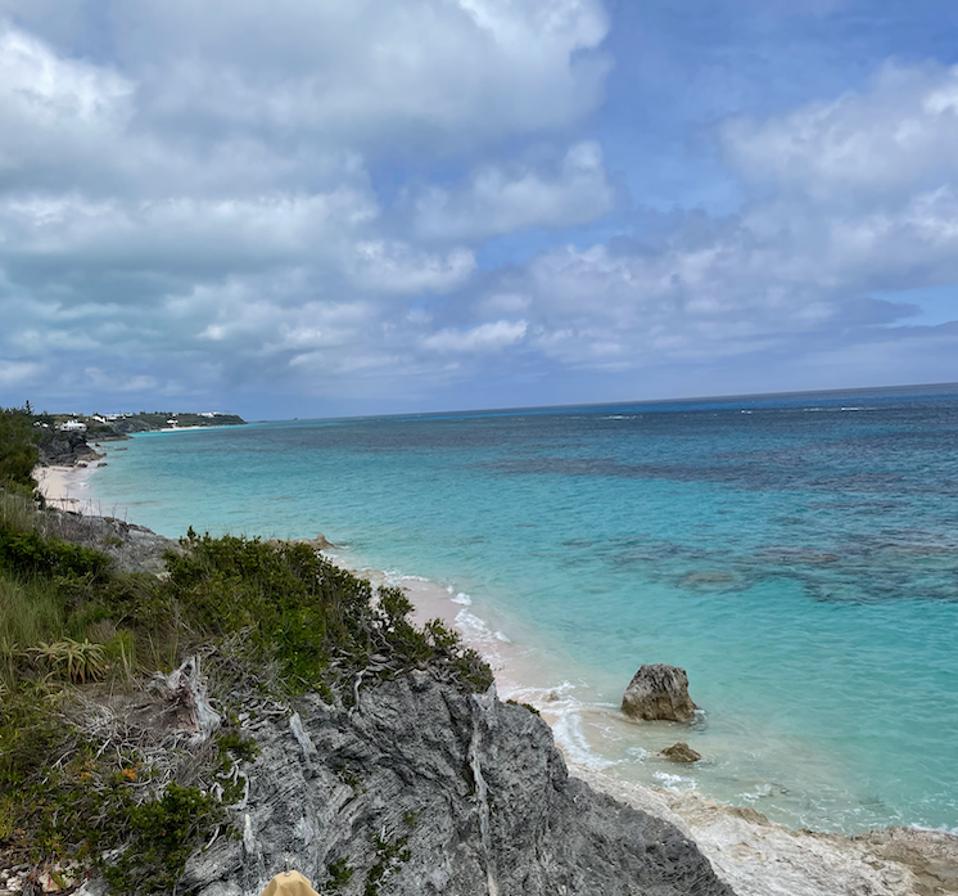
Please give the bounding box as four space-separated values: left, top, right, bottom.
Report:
723 63 958 200
423 319 528 353
411 142 613 239
348 241 475 294
467 61 958 376
0 25 133 188
2 1 608 153
2 5 956 411
0 190 379 276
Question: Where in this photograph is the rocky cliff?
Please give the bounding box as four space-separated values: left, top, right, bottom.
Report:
36 430 102 466
183 673 732 896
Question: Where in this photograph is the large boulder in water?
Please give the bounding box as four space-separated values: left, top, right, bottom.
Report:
622 664 697 722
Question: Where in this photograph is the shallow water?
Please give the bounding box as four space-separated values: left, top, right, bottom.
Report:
89 384 958 833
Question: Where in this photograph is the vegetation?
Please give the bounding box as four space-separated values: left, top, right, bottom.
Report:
0 405 39 497
506 698 541 716
0 402 492 892
74 410 246 435
364 830 412 896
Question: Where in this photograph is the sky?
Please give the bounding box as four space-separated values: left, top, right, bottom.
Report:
1 0 957 418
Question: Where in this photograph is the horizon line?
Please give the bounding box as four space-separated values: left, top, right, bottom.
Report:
249 378 958 424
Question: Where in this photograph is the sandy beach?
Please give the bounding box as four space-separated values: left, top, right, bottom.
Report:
33 462 105 515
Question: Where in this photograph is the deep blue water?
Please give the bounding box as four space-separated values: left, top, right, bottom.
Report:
89 384 958 833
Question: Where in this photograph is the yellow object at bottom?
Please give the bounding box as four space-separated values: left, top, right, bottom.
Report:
260 870 321 896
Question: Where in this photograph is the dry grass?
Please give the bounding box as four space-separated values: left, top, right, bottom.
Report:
0 489 39 533
0 572 69 686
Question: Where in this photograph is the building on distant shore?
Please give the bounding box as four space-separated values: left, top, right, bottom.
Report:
58 419 87 432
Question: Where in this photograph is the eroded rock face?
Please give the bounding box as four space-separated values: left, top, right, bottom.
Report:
622 664 697 722
36 511 179 575
185 674 733 896
662 743 702 763
36 431 101 466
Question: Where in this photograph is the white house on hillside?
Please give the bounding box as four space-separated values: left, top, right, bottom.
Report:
58 419 87 432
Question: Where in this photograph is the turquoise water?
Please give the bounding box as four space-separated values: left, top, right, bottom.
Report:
88 384 958 833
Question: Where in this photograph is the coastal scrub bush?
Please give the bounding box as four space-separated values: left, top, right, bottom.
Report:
0 524 111 581
162 530 493 696
0 405 38 494
103 784 224 895
0 682 222 895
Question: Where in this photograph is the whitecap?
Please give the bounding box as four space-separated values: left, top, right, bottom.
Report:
549 701 618 770
653 771 697 791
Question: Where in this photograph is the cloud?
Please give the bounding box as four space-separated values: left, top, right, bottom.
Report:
0 25 134 192
0 359 43 387
411 142 613 240
348 242 476 294
422 320 528 353
1 3 956 415
457 61 958 378
723 63 958 201
1 1 609 153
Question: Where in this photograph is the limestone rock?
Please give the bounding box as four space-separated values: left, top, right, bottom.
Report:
184 674 733 896
35 510 178 576
622 664 697 722
662 742 702 763
36 430 101 466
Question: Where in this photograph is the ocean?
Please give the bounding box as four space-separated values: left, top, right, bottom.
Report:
87 383 958 834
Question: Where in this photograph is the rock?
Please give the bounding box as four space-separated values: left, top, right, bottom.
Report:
662 742 702 763
36 430 101 466
36 510 179 576
183 674 732 896
622 664 697 722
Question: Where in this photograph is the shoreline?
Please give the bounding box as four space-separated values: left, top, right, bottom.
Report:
33 461 105 515
45 457 958 895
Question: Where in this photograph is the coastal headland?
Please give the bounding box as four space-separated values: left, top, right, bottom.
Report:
7 416 954 896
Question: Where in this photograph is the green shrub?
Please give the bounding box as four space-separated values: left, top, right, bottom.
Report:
0 525 111 581
29 638 108 684
103 785 223 896
162 531 492 696
0 406 38 491
327 857 354 890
